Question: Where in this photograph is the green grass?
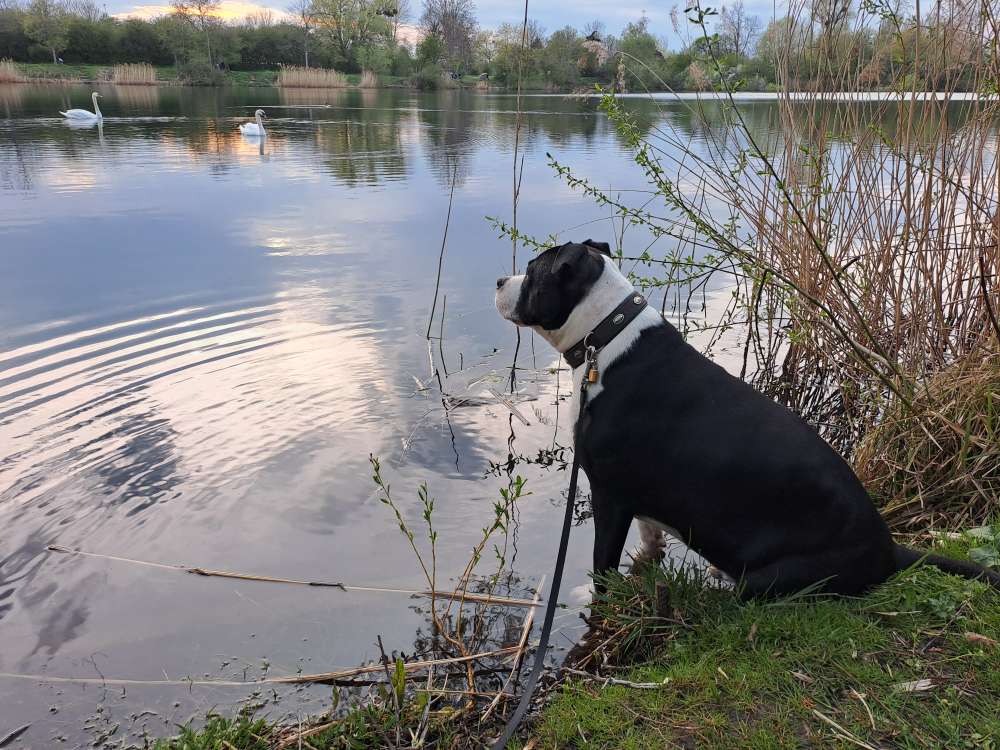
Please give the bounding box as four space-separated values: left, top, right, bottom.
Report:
10 63 414 88
14 62 180 82
8 63 566 90
153 712 274 749
531 533 1000 749
225 68 279 86
342 72 407 87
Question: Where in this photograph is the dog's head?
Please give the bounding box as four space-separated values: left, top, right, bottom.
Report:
495 239 612 331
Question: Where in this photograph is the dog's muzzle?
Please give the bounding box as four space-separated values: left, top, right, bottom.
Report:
495 274 524 324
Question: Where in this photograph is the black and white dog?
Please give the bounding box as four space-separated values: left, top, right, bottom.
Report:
496 239 1000 598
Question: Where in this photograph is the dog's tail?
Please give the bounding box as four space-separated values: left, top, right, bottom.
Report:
893 543 1000 587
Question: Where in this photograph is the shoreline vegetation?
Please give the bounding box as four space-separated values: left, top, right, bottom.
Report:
149 528 1000 749
5 59 999 95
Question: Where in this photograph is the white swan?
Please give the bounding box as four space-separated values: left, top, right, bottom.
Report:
60 92 102 121
239 109 266 137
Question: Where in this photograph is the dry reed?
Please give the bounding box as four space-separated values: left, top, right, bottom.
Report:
45 544 541 608
856 354 1000 531
358 69 379 88
112 62 156 85
278 65 347 88
576 0 999 530
737 0 1000 528
0 58 22 83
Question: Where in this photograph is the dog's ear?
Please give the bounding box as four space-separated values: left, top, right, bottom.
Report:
582 239 612 257
550 242 589 278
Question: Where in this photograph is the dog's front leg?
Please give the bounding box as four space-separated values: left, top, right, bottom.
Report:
591 489 632 596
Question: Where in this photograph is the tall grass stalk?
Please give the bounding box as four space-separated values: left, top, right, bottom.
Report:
112 62 156 85
358 70 379 88
278 65 347 88
0 58 22 83
370 456 530 701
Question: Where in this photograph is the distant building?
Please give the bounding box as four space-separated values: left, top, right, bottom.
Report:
581 39 609 68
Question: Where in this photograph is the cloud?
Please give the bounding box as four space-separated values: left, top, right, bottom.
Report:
113 0 292 21
110 0 781 46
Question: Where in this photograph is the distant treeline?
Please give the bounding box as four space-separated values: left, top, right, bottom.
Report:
0 0 990 90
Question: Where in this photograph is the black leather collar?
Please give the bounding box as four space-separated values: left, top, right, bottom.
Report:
563 292 648 369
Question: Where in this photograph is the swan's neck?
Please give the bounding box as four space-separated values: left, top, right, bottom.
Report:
256 112 264 134
92 94 102 117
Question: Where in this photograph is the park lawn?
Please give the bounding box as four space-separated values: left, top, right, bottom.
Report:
14 62 178 82
11 64 414 88
527 531 1000 749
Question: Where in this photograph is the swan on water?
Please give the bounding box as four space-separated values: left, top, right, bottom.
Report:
239 109 267 137
60 92 102 121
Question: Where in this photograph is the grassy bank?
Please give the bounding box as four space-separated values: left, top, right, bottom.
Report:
147 528 1000 749
11 62 179 83
5 63 409 88
533 531 1000 749
5 61 597 91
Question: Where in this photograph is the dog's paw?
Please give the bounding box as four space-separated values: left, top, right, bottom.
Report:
569 583 594 604
628 539 666 574
707 565 735 583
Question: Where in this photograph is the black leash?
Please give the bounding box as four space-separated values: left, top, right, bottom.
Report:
491 383 590 749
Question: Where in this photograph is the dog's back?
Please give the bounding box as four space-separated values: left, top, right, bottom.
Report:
577 320 900 596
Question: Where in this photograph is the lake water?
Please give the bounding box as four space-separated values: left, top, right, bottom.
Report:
0 84 916 745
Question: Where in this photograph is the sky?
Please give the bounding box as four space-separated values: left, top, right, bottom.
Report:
110 0 782 51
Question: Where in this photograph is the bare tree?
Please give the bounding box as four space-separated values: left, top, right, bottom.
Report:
245 8 276 26
287 0 315 66
421 0 476 69
312 0 392 67
811 0 852 37
172 0 221 67
69 0 104 21
719 0 762 57
390 0 410 44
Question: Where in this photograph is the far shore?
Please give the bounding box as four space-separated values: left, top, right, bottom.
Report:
4 66 992 100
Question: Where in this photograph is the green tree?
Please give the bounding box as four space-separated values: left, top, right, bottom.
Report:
488 21 539 84
390 42 412 75
311 0 391 70
416 30 443 66
0 5 31 60
153 12 198 67
171 0 220 67
212 22 241 68
236 22 302 68
540 26 583 87
119 18 171 64
64 15 117 63
23 0 69 63
618 17 663 90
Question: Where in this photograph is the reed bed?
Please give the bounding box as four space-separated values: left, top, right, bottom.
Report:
112 62 156 85
553 0 1000 531
278 65 347 88
737 0 999 528
0 58 22 83
856 354 1000 530
358 69 379 88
